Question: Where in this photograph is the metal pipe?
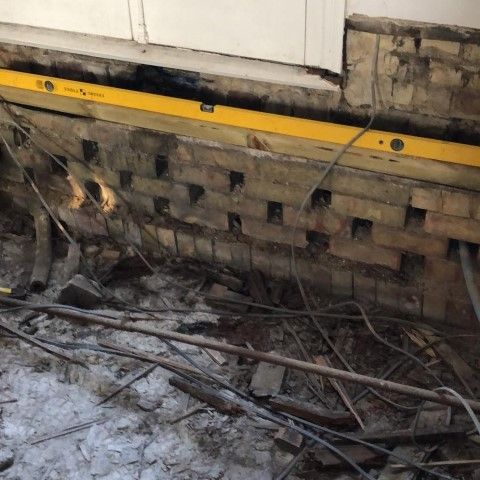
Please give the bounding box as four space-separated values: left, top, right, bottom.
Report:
1 296 480 412
29 207 52 292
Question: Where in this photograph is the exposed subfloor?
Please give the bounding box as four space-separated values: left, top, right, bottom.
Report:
1 212 480 480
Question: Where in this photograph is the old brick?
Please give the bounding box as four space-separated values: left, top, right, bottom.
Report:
255 156 327 188
412 85 453 117
170 203 228 231
176 231 195 257
371 223 448 258
422 294 447 322
376 281 400 310
194 236 213 262
424 212 480 244
174 141 195 164
170 162 229 193
420 39 460 57
424 257 462 286
393 82 414 107
193 143 257 175
201 190 266 219
130 152 157 178
283 206 352 237
141 224 159 252
331 194 406 227
230 243 251 271
131 176 177 198
411 187 442 212
251 248 271 276
242 218 307 248
442 190 471 217
118 191 155 216
72 210 92 235
15 149 50 173
329 171 410 206
91 213 108 237
451 88 480 120
464 43 480 62
270 252 291 279
129 130 171 155
353 273 376 304
378 52 400 76
157 226 177 254
106 216 124 242
329 237 401 270
430 61 462 87
331 270 353 298
244 179 311 207
345 31 377 107
58 204 76 228
124 220 142 247
294 259 332 292
213 240 232 264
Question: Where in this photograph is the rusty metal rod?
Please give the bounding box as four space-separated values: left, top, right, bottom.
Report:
2 296 480 412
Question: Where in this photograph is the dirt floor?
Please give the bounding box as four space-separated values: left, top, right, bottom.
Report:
1 212 480 480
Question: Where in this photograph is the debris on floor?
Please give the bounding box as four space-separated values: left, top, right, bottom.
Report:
0 213 480 480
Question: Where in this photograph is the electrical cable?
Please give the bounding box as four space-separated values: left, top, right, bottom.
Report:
459 241 480 324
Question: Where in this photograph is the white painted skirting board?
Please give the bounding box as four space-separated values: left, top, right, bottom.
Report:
0 23 338 91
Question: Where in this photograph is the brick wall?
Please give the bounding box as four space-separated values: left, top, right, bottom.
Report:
0 17 478 143
1 108 479 330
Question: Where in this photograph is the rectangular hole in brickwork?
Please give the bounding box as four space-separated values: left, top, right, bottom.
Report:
82 139 99 163
13 127 29 147
51 155 68 177
311 188 332 208
406 206 427 226
267 201 283 225
228 212 242 234
307 230 329 252
23 167 35 184
154 196 170 214
229 171 245 193
189 184 205 205
448 239 459 259
84 180 101 202
448 239 479 261
155 155 169 177
352 218 373 239
119 170 133 190
401 252 425 280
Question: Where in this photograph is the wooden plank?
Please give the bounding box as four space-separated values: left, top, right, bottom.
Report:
169 376 243 415
269 395 356 427
0 81 479 191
